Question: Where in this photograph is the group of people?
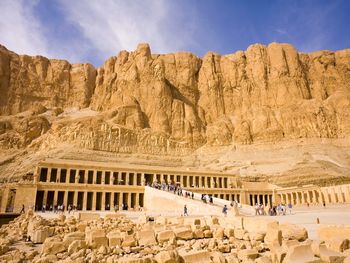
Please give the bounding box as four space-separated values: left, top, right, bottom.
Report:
38 204 70 213
151 181 195 199
201 194 214 204
254 203 294 216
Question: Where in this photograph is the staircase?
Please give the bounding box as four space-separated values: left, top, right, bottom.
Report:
143 186 254 217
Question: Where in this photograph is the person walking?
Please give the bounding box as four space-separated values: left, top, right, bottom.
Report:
222 205 228 216
184 205 188 216
20 204 25 214
288 203 293 214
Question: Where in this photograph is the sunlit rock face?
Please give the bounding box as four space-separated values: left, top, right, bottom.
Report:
1 43 350 185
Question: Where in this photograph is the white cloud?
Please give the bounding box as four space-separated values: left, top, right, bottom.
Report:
0 0 48 56
57 0 197 57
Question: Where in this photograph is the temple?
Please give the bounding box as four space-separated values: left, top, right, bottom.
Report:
1 159 350 213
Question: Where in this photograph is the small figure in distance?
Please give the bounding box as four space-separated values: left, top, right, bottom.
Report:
222 205 228 217
184 205 188 216
20 204 25 214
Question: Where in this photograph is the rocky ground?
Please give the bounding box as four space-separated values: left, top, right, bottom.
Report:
0 209 349 262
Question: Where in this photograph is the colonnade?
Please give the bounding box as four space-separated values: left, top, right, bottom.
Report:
37 166 234 189
249 193 273 206
35 189 144 211
276 184 350 205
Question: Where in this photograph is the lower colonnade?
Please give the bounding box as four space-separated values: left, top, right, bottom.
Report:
1 158 350 213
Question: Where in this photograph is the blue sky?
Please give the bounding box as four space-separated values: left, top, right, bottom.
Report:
0 0 349 67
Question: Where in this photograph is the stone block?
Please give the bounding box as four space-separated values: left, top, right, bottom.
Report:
319 244 346 263
78 213 100 221
77 223 87 232
154 250 179 263
326 237 349 252
180 250 212 263
283 244 322 263
107 231 122 247
318 225 350 242
174 227 193 240
86 229 108 248
237 248 259 261
264 221 282 247
32 228 50 244
157 230 176 243
137 230 156 246
234 229 246 240
68 240 86 255
249 231 266 242
121 234 137 247
279 223 308 241
63 231 85 246
42 238 66 255
193 229 204 239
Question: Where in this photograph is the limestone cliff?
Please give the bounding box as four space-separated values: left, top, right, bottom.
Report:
1 42 350 184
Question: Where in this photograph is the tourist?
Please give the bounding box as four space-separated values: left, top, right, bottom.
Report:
42 204 46 213
20 204 25 214
288 203 293 214
255 203 259 215
68 204 72 214
191 192 194 199
184 205 188 216
222 205 228 216
323 201 326 208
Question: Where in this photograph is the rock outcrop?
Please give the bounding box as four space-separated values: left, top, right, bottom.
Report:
1 42 350 183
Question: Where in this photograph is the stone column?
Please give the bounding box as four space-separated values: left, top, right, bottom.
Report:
344 186 350 203
43 190 48 205
127 193 131 209
53 191 58 206
93 170 97 184
83 192 87 211
0 188 9 213
110 172 114 185
211 177 215 189
84 170 88 184
73 191 78 208
66 169 70 184
63 191 68 207
306 191 311 204
92 192 96 210
120 193 124 209
135 193 140 209
57 168 61 183
187 176 190 188
101 192 106 211
47 168 52 182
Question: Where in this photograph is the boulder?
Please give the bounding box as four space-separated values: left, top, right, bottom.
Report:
157 230 175 243
78 213 100 221
326 237 349 252
107 231 123 247
121 234 137 247
85 229 108 248
237 248 259 261
264 221 282 247
32 228 49 244
180 250 212 263
283 244 322 263
155 250 180 263
279 223 308 241
137 230 156 246
68 240 87 255
319 244 346 263
42 237 66 255
174 227 193 240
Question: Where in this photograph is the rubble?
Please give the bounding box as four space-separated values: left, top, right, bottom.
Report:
0 209 349 262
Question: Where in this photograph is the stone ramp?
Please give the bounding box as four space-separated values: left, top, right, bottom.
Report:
143 186 254 216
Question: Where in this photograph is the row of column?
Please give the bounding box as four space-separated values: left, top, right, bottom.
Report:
37 190 143 211
38 167 234 189
249 194 272 206
277 187 350 205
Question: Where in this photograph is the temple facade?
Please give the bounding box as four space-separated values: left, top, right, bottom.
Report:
1 158 350 213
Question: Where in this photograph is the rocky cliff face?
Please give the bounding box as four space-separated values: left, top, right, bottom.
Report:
1 42 350 155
